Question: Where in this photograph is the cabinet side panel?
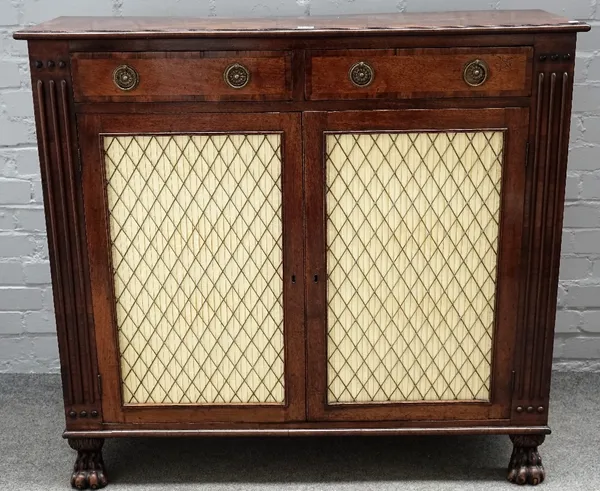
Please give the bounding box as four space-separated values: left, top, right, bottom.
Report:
513 34 577 424
28 41 100 428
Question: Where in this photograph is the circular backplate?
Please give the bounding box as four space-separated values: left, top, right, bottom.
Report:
224 63 250 89
113 65 139 91
463 59 489 87
349 61 374 87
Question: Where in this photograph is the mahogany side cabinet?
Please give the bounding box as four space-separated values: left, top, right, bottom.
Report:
15 10 589 489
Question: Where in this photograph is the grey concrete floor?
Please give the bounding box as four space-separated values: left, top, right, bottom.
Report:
0 372 598 490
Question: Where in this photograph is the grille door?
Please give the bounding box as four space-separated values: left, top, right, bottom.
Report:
81 113 305 424
305 109 528 421
105 134 286 405
326 131 502 404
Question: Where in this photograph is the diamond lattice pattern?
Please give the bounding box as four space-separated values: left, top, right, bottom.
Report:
326 131 503 403
104 134 285 405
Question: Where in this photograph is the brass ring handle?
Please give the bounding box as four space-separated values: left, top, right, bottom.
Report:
224 63 250 89
113 65 139 91
463 59 489 87
349 61 374 87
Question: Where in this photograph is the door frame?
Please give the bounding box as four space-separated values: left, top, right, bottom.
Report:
304 108 529 422
79 111 305 424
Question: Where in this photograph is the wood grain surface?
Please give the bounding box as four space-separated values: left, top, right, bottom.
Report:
307 47 533 100
72 51 292 102
14 11 589 40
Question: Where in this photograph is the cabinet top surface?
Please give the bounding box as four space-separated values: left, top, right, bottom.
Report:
14 10 589 40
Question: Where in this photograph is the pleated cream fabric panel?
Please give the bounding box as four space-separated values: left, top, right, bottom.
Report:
104 134 285 405
326 131 503 403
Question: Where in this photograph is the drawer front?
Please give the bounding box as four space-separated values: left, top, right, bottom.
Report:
307 47 532 100
72 51 292 102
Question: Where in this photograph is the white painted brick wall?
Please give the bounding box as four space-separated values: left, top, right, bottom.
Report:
0 0 599 373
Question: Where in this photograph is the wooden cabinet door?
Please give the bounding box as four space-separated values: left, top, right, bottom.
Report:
305 108 529 422
80 112 305 424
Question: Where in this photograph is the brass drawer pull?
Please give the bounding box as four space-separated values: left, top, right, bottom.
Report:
224 63 250 89
349 61 374 87
463 59 489 87
112 65 139 91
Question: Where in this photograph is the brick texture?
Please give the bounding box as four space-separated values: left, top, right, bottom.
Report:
0 0 599 373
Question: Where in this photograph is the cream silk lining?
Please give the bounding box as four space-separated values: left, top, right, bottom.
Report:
103 130 502 406
105 134 285 405
326 132 503 403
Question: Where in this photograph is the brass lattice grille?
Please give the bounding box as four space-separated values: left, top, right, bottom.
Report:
326 131 503 403
104 134 285 405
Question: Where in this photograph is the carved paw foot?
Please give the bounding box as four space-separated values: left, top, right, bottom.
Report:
68 438 108 489
507 435 546 485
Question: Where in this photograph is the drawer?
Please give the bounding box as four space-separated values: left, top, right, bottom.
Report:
307 47 533 100
71 51 293 102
